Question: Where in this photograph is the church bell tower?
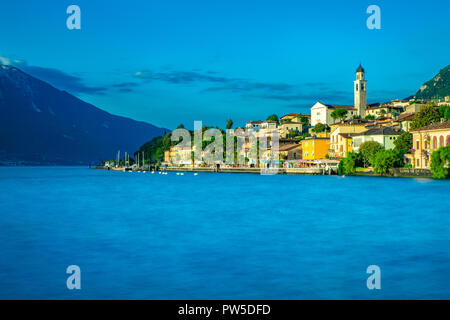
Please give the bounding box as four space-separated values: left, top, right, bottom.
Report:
354 64 367 117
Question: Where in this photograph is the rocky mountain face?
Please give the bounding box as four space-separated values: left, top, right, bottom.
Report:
415 65 450 100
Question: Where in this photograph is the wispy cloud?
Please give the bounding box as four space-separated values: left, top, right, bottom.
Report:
134 70 235 84
112 82 139 88
133 68 350 103
111 82 140 93
204 82 294 93
252 90 348 102
134 69 296 95
0 55 107 95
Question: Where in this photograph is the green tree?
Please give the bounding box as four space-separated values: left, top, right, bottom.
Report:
300 116 309 126
359 141 384 167
136 136 166 164
410 102 440 129
438 105 448 118
373 150 403 174
330 108 348 123
365 114 375 120
225 119 233 129
441 105 450 119
297 132 311 142
288 129 298 138
177 123 185 129
340 152 361 174
393 132 413 155
430 145 450 179
312 123 325 133
266 114 279 123
337 159 345 175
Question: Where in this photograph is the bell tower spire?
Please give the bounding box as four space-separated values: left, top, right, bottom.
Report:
354 64 367 117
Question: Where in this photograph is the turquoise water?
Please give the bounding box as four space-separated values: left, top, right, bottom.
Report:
0 166 449 299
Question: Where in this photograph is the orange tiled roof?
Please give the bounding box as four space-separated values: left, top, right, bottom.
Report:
282 113 310 118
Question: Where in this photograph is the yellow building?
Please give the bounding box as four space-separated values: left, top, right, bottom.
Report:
164 150 171 163
301 137 330 160
316 132 330 138
332 134 354 158
410 119 450 168
279 121 302 138
280 113 310 123
329 123 368 158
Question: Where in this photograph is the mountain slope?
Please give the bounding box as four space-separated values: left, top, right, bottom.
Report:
0 65 166 164
415 65 450 100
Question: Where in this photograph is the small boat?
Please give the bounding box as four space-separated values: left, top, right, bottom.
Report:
193 173 198 176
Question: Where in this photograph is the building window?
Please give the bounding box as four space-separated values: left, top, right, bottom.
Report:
439 136 444 147
433 136 437 149
416 159 420 166
416 140 419 149
356 84 358 91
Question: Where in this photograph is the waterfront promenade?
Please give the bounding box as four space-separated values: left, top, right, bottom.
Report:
96 166 325 175
96 166 433 178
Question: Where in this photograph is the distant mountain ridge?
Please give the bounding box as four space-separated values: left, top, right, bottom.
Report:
0 65 166 164
415 65 450 100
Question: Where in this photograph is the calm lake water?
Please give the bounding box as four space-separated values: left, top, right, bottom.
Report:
0 166 449 299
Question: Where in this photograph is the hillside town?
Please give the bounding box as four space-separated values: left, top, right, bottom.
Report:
149 65 450 176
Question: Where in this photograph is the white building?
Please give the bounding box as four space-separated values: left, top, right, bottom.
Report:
311 102 357 126
311 64 368 126
352 127 401 152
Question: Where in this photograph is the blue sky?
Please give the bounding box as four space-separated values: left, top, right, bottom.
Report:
0 0 449 129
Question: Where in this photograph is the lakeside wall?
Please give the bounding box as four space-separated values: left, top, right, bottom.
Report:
353 168 433 178
95 166 324 175
388 168 433 178
95 166 434 178
164 167 324 175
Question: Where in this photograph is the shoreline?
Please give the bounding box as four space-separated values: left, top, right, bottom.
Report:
94 166 435 178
